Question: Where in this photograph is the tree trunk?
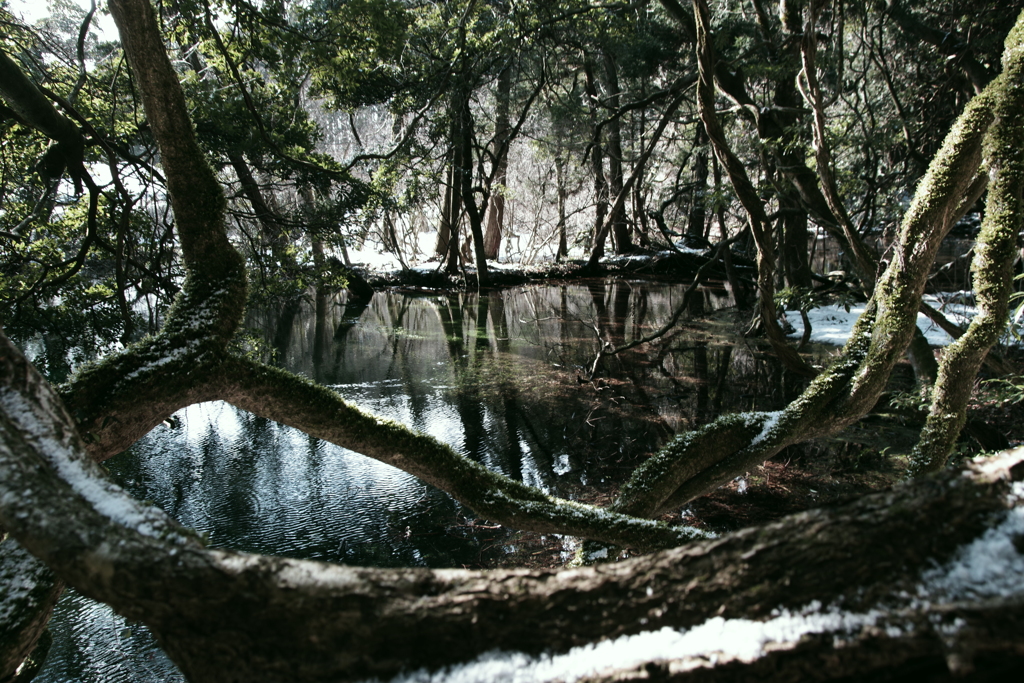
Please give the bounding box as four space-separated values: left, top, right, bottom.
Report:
445 128 464 275
435 147 457 257
692 0 817 378
555 152 569 261
685 123 709 246
482 65 511 260
780 188 813 289
603 53 632 254
456 88 491 288
910 45 1024 473
227 151 301 280
584 57 609 262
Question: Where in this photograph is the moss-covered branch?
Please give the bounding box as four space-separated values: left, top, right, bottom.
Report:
217 356 707 550
610 7 1018 513
911 23 1024 474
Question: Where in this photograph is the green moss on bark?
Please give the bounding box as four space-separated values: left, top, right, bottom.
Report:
912 16 1024 474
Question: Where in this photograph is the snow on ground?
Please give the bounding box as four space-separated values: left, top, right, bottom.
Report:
917 478 1024 602
785 292 1021 347
346 246 406 271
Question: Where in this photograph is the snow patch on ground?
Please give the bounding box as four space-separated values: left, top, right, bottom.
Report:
786 292 1021 347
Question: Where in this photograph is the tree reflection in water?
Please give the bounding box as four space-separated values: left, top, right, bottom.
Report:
38 280 828 683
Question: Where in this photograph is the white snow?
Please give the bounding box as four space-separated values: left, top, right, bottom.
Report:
553 453 572 476
0 386 181 541
917 503 1024 602
379 606 885 683
368 461 1024 683
748 410 783 447
786 292 1022 347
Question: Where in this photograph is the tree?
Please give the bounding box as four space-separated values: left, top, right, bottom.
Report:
3 0 1024 679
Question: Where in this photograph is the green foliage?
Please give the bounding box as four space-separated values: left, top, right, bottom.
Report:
297 0 411 109
888 388 931 413
775 286 816 314
980 376 1024 407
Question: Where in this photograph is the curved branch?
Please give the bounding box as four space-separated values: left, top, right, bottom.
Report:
218 357 708 550
692 0 817 377
3 331 1023 682
911 28 1024 473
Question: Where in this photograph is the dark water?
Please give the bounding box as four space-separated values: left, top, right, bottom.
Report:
36 280 817 683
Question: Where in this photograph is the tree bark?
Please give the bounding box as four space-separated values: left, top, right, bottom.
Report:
555 151 569 261
607 0 1013 518
584 57 609 262
587 89 688 269
435 147 457 257
603 53 631 254
0 537 62 682
443 145 465 276
0 50 87 191
482 65 511 260
456 86 491 288
685 124 709 246
3 339 1023 682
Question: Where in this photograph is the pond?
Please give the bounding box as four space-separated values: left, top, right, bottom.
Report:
36 279 826 683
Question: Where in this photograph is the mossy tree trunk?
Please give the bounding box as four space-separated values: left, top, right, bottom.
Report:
910 21 1024 474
